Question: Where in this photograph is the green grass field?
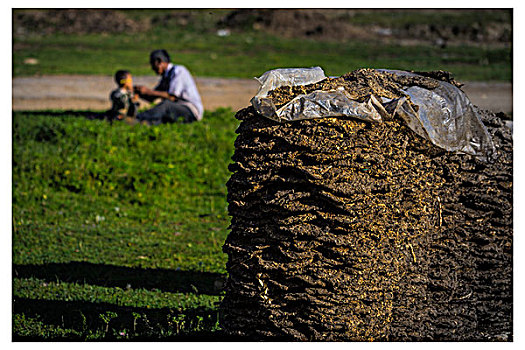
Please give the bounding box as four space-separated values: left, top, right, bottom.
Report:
12 9 512 340
12 109 239 340
13 30 511 81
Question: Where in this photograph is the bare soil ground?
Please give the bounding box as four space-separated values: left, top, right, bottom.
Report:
12 75 512 115
12 76 258 112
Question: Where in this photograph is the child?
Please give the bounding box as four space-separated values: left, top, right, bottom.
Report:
107 70 140 121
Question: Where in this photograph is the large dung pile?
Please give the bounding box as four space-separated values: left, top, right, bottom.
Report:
220 71 512 341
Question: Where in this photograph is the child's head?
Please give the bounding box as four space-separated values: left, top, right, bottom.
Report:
115 70 132 90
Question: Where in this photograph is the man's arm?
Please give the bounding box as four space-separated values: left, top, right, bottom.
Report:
134 85 177 102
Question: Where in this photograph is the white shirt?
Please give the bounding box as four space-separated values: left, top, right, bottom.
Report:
155 63 204 120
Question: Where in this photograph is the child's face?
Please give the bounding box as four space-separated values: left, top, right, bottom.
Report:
121 74 133 90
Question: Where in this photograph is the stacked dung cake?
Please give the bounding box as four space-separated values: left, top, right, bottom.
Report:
219 71 512 341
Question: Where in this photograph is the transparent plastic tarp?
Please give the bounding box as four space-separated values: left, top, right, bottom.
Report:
251 67 495 158
251 67 327 118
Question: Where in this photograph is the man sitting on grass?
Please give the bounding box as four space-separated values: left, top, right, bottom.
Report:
133 49 203 125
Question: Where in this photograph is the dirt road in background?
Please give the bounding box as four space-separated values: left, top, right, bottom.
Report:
12 75 512 114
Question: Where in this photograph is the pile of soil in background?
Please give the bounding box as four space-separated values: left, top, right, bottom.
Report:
13 9 146 36
218 9 511 47
220 75 512 341
13 9 511 49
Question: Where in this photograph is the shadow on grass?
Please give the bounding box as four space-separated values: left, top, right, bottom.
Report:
13 262 226 296
13 297 247 341
14 110 108 120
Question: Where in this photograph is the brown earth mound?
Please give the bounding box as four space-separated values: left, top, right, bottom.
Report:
220 76 512 340
13 9 146 36
13 9 511 48
218 9 511 46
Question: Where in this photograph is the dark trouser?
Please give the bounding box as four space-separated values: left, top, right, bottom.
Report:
137 100 197 125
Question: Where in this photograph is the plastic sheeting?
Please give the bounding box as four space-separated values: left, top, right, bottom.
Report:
251 67 327 118
251 67 495 159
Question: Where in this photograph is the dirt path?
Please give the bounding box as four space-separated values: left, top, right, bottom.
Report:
12 75 512 114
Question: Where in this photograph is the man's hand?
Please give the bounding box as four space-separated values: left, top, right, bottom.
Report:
134 85 152 96
133 85 176 102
